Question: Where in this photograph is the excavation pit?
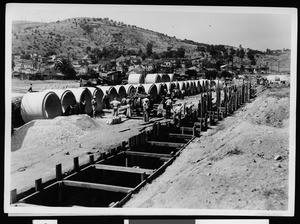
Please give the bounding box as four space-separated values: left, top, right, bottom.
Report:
19 182 128 207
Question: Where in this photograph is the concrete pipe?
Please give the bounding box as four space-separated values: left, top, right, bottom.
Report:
198 79 206 92
20 90 62 123
145 73 161 84
68 87 93 114
154 83 166 101
159 73 171 83
52 89 76 114
168 73 175 82
164 82 176 94
127 73 145 84
114 85 127 101
200 79 208 91
96 85 118 102
194 80 201 93
132 84 145 94
87 87 104 111
213 79 224 90
123 84 135 95
143 84 158 101
177 81 186 91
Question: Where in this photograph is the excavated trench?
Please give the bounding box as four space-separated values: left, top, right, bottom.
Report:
12 83 252 208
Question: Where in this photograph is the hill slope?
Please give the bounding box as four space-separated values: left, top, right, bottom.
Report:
12 17 200 58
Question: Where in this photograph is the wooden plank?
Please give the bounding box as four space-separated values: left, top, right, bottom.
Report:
62 180 133 193
94 164 154 175
125 151 172 159
146 141 184 148
165 133 193 139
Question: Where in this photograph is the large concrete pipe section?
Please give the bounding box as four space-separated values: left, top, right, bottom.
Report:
168 73 175 82
68 87 93 114
123 84 135 95
159 73 171 83
52 89 76 114
97 86 118 102
143 84 158 101
164 82 176 94
154 83 166 101
132 84 145 94
145 73 161 84
114 85 127 101
127 73 145 84
177 81 186 91
20 90 62 123
199 79 208 91
194 80 201 93
87 87 104 111
213 79 224 90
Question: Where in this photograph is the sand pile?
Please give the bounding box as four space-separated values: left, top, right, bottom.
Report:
242 87 290 128
11 115 101 151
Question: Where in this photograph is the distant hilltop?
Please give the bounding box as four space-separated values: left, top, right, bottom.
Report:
11 17 290 72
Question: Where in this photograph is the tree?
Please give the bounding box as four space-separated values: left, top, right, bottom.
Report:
54 58 77 79
177 47 185 58
146 42 153 56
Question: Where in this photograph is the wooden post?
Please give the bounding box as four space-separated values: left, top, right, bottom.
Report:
56 164 62 181
122 141 126 151
125 156 128 167
204 113 208 130
74 157 79 172
89 154 94 164
128 137 132 149
11 189 17 204
35 178 42 192
141 172 146 182
193 124 197 137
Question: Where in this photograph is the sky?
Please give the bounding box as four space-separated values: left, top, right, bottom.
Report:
6 4 296 51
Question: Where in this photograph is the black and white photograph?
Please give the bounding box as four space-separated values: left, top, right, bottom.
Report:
4 3 297 217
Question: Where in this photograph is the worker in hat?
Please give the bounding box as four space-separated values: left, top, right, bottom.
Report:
110 97 121 117
142 98 150 122
91 96 97 118
165 97 173 119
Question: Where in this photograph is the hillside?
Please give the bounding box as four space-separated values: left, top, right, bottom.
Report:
11 17 200 59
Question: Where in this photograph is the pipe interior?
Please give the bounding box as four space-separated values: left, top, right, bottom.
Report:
61 92 76 113
80 90 92 114
44 93 62 119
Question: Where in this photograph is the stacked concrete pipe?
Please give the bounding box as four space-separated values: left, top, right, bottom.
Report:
127 73 145 84
144 73 161 84
68 87 93 115
20 90 62 123
52 89 76 114
87 87 104 112
143 84 158 101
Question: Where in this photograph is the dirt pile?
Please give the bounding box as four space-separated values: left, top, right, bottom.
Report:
242 86 290 128
124 86 290 210
11 115 101 151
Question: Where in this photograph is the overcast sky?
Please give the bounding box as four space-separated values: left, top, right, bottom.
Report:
6 4 296 51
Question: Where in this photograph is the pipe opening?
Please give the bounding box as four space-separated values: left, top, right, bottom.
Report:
43 93 62 119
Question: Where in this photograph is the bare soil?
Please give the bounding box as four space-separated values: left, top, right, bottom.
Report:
123 85 290 210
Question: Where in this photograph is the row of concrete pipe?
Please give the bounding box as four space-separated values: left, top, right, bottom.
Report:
20 74 223 123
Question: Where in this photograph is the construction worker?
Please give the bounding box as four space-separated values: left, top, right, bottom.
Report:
126 98 132 118
165 97 173 119
28 83 33 92
91 96 97 118
103 90 110 109
110 97 121 117
142 98 150 122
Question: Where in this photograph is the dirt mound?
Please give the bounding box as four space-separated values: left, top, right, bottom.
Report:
242 87 290 128
11 115 101 151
